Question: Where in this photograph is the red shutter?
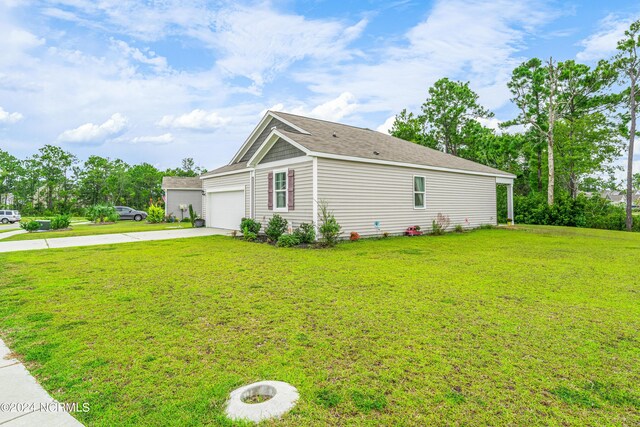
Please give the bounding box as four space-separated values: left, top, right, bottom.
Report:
288 169 295 210
267 171 273 210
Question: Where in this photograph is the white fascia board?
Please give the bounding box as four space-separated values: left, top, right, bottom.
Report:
310 152 517 179
496 177 515 184
201 168 253 179
205 185 246 193
246 130 311 167
269 112 311 135
254 156 313 170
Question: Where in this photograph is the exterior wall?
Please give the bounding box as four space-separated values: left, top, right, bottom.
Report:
240 118 298 162
317 158 497 237
259 139 306 164
201 171 251 221
165 189 203 220
254 159 314 229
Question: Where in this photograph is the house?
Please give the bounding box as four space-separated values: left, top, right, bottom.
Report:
200 111 515 236
161 177 203 221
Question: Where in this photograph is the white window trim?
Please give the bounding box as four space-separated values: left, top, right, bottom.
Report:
413 175 426 210
273 168 289 212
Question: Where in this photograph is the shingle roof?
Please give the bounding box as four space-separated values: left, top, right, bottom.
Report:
161 176 202 189
203 111 516 178
272 111 514 177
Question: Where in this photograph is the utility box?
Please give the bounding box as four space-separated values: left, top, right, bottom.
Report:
36 220 51 231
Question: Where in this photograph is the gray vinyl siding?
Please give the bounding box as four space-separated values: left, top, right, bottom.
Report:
240 118 298 162
254 160 314 229
165 189 203 220
317 158 497 237
259 139 306 164
201 171 251 221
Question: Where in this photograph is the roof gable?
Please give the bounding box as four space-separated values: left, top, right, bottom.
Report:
258 138 306 165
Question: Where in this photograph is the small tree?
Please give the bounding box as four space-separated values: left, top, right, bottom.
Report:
318 200 341 246
188 204 199 227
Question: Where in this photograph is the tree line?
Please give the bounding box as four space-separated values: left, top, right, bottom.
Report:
0 145 205 214
390 20 640 230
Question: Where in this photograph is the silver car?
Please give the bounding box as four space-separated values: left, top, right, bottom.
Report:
0 210 21 224
115 206 147 221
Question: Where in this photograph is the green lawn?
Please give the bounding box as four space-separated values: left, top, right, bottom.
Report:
0 226 638 426
3 221 190 241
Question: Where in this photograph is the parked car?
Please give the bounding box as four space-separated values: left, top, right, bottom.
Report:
0 210 21 224
115 206 147 221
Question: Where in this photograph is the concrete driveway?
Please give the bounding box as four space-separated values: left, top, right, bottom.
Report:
0 228 229 253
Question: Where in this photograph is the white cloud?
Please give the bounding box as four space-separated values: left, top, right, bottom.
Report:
294 0 556 116
376 115 396 134
57 113 128 144
111 39 168 72
130 133 174 144
158 109 231 130
0 106 23 124
306 92 359 122
576 14 638 62
211 5 366 86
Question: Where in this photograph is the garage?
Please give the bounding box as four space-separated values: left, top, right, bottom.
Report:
206 188 245 230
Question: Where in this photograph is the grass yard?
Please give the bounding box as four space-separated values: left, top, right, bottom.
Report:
2 221 190 241
0 226 638 426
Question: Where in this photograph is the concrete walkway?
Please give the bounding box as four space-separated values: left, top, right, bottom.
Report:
0 339 83 426
0 230 26 241
0 228 228 253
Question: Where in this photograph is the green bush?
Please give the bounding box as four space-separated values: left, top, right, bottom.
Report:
20 220 40 232
454 224 464 233
86 204 117 223
318 201 341 246
514 193 632 231
265 214 288 242
146 204 164 223
50 214 71 230
243 230 258 242
276 234 300 248
240 218 261 235
293 222 315 243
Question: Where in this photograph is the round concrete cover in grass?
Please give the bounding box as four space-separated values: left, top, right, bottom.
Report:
225 380 299 422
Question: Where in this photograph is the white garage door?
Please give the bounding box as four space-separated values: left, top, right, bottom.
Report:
207 190 245 230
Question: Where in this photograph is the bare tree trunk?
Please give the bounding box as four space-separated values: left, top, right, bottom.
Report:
537 149 542 192
626 77 637 231
547 130 555 205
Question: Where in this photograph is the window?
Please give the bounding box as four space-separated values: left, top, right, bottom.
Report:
274 169 288 210
414 176 426 209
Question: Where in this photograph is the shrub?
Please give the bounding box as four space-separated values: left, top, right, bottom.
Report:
454 224 464 233
50 214 71 230
181 218 191 223
147 204 164 223
276 234 300 248
318 200 342 246
265 214 288 242
431 213 450 235
86 204 117 223
479 224 495 229
188 204 200 227
350 231 360 241
240 218 261 235
382 231 390 238
243 230 258 242
20 220 40 232
293 222 315 244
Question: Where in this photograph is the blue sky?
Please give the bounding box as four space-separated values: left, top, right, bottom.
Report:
1 0 639 172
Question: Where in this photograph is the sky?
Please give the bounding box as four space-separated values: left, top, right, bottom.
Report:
1 0 639 173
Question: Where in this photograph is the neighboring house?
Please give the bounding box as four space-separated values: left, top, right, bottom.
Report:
200 111 516 236
161 177 203 221
600 190 626 205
